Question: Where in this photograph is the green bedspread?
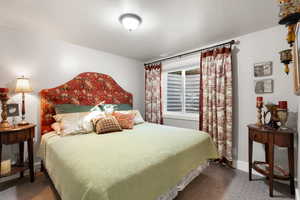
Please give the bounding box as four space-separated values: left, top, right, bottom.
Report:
39 123 218 200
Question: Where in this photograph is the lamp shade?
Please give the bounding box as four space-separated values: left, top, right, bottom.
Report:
15 77 33 93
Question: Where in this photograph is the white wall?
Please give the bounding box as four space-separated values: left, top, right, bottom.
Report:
163 26 299 168
0 29 144 161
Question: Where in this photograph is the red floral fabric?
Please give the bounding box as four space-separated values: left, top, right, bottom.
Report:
40 72 132 134
200 47 233 161
112 112 135 129
145 64 163 124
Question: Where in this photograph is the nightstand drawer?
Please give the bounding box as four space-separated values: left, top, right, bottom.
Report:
1 130 31 144
250 130 268 144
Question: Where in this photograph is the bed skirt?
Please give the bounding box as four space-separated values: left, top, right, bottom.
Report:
156 162 208 200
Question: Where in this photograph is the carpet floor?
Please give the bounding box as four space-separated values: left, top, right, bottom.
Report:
0 163 294 200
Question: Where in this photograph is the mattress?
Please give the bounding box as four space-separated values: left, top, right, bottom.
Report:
38 122 218 200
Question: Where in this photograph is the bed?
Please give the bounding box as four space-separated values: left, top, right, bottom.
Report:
38 72 218 200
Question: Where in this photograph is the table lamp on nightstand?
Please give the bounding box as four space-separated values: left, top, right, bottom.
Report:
15 76 33 126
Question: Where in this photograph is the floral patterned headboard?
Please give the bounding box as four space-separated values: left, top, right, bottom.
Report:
39 72 133 134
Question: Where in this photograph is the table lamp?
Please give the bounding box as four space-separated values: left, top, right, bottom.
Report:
15 76 33 126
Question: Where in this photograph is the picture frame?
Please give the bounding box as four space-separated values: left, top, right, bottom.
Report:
254 79 274 94
7 103 19 117
293 22 300 95
254 61 272 77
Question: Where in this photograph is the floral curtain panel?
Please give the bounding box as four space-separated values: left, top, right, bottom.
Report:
199 47 233 161
145 63 163 124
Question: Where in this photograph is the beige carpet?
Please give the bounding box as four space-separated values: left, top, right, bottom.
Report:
0 163 294 200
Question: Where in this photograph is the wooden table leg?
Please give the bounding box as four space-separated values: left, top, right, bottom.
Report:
265 143 269 180
248 133 253 181
27 138 34 182
19 142 24 178
288 138 295 195
265 143 269 163
268 135 274 197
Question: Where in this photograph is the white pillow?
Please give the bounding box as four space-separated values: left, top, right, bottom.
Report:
115 110 145 125
53 111 105 136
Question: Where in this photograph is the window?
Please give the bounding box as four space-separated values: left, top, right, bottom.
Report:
164 67 200 116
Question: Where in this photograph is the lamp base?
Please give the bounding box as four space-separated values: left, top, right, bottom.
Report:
18 120 29 126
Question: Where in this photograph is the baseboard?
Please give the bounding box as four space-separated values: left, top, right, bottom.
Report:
235 160 262 177
296 188 300 200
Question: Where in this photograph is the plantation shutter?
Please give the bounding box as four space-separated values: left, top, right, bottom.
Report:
167 71 182 112
185 69 200 113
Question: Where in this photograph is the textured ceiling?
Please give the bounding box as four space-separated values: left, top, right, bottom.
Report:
0 0 278 61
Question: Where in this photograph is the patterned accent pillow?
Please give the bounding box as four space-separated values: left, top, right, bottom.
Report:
112 112 135 129
93 116 122 134
115 110 144 125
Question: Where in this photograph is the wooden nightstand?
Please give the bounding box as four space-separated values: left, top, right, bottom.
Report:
248 124 294 197
0 124 35 182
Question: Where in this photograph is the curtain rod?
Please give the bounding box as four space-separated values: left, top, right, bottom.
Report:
144 40 236 65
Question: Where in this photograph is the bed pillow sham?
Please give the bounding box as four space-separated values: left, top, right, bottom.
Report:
53 111 105 135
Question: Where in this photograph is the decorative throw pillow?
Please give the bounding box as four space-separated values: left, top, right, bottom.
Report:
115 110 145 125
93 116 122 134
112 112 135 129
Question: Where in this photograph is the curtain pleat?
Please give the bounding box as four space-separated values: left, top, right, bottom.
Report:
199 47 233 161
145 63 163 124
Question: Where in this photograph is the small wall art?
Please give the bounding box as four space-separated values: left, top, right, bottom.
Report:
254 61 273 77
7 103 19 117
255 79 274 94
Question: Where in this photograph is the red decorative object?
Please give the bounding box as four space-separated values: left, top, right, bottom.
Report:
256 96 263 107
256 96 263 101
0 88 9 98
278 101 288 109
39 72 133 134
0 88 9 93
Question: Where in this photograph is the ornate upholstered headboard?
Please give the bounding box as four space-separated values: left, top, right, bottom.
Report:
39 72 133 134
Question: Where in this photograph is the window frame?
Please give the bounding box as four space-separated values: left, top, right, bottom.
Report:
162 65 200 121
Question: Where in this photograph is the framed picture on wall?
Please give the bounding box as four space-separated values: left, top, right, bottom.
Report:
7 103 19 117
293 22 300 95
254 62 272 77
255 79 274 94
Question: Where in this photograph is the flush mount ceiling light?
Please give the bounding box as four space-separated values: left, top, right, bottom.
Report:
119 13 142 31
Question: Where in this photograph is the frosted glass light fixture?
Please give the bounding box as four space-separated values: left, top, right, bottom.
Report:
119 13 142 31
